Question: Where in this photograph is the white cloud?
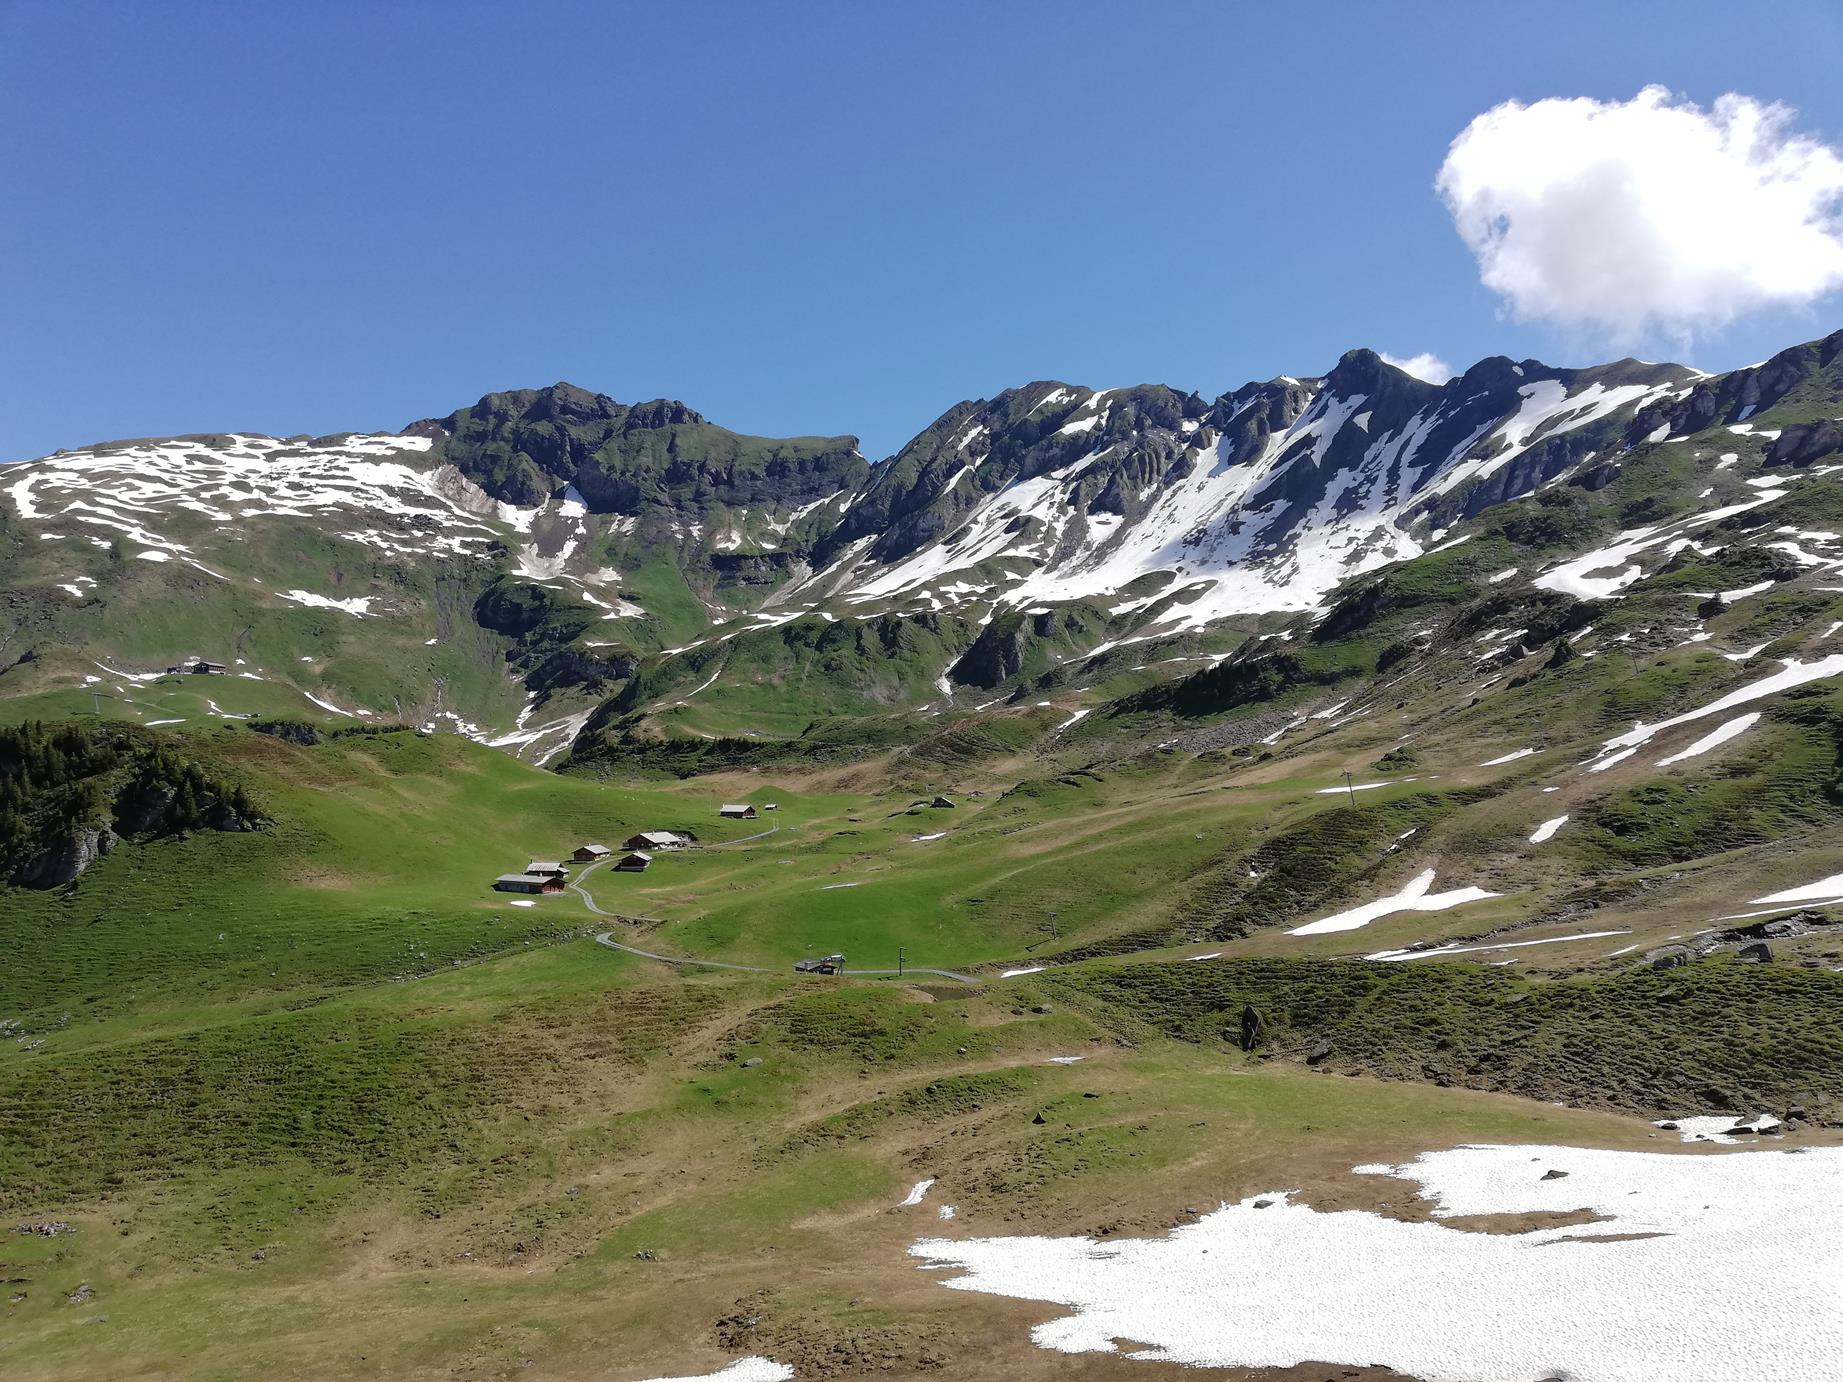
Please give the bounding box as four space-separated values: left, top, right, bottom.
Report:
1380 352 1454 384
1437 86 1843 339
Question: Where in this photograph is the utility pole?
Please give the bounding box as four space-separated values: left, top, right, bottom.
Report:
1049 910 1059 940
1342 769 1356 807
898 945 905 977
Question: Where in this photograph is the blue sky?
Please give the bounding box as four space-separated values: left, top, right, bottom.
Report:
4 0 1841 462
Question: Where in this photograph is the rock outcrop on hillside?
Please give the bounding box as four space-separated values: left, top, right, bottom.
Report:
0 723 265 888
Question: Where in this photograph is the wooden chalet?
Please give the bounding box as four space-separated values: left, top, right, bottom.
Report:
494 873 563 895
622 831 686 851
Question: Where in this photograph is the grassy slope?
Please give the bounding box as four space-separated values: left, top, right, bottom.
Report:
2 934 1668 1382
1050 955 1843 1113
6 670 1843 1377
0 731 740 1035
1 502 627 757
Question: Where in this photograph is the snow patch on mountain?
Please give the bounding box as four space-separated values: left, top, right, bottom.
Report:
1585 655 1843 769
7 433 478 562
799 365 1686 637
277 589 374 617
1536 489 1789 601
1288 868 1500 936
4 431 648 618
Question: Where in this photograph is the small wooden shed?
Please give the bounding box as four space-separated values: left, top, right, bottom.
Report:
614 851 653 873
573 844 612 863
719 804 757 820
526 860 567 878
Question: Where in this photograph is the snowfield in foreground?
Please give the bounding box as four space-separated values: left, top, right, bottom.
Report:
632 1359 792 1382
910 1142 1843 1381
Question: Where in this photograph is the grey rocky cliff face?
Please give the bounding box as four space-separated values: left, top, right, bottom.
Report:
949 607 1103 690
17 825 117 888
1630 329 1843 445
1768 420 1843 469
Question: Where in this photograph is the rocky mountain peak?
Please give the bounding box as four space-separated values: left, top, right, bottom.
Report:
621 398 708 430
408 383 861 512
520 382 629 425
1318 349 1443 417
1449 354 1530 394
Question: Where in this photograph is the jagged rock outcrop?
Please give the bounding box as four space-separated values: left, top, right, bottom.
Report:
14 824 117 888
1628 329 1843 444
1768 420 1843 469
949 606 1106 689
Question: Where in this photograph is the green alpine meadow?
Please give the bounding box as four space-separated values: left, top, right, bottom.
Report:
6 325 1843 1380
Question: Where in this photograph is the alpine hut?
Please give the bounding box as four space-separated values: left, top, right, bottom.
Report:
623 831 686 852
495 873 563 895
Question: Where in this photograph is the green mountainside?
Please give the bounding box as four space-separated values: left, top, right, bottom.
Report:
4 330 1843 1379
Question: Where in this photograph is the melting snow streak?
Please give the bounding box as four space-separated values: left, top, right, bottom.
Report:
1655 711 1760 766
1528 815 1568 844
1288 868 1498 936
1751 870 1843 909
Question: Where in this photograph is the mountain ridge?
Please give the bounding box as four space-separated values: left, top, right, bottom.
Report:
2 329 1839 770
